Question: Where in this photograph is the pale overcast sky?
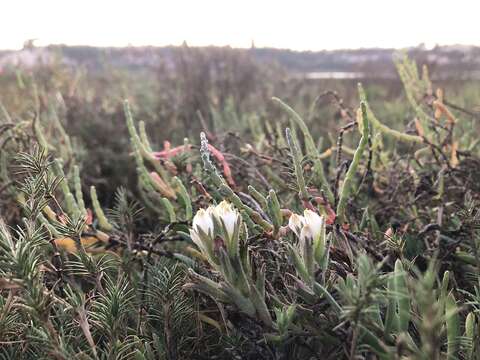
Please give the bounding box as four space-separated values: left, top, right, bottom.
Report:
2 0 478 50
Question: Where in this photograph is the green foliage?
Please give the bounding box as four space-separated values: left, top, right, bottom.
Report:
1 50 480 359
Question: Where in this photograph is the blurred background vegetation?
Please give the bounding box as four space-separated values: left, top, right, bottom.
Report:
1 43 479 209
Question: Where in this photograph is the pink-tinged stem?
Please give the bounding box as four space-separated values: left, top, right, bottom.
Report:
151 143 236 187
150 171 176 199
207 144 236 187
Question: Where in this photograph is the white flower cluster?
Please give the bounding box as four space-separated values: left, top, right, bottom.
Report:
190 200 241 262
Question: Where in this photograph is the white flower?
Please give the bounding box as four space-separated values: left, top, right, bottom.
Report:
190 201 241 260
289 209 325 244
213 200 238 238
192 207 214 237
288 213 304 237
288 209 328 271
190 207 216 263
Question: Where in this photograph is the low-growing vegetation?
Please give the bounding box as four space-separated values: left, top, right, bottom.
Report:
0 47 479 359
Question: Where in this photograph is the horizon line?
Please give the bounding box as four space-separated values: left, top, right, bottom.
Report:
1 41 479 53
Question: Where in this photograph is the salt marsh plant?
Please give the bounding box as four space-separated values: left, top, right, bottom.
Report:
0 51 479 359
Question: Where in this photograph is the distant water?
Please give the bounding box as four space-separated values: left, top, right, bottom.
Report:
301 70 480 80
304 71 366 79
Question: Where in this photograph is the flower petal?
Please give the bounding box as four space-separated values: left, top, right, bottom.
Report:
193 207 214 236
288 213 305 237
303 210 323 237
213 201 238 238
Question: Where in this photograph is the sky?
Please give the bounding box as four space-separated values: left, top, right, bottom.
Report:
2 0 479 51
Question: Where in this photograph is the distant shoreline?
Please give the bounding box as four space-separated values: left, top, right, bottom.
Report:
1 44 480 79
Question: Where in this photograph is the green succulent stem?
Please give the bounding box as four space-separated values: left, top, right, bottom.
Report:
358 83 423 144
273 97 334 203
336 102 370 223
90 186 113 231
